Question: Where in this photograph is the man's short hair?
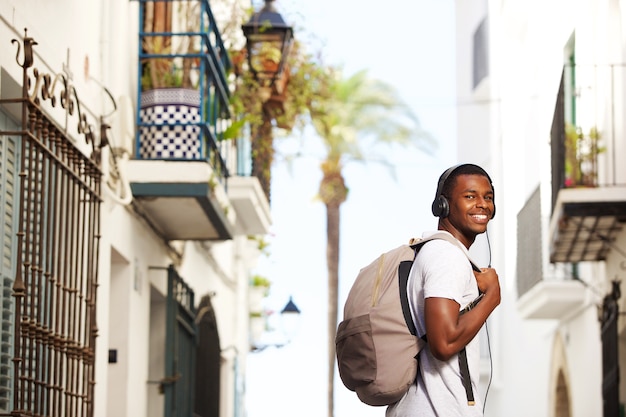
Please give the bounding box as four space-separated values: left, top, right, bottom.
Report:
440 164 493 198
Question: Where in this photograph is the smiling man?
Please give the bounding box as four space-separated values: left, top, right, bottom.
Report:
387 163 501 417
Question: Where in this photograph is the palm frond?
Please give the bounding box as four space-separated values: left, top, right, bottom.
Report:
310 68 437 168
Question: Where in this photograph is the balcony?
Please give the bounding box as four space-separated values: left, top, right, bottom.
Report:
548 186 626 263
516 187 589 320
547 64 626 264
517 65 626 320
129 0 245 241
128 160 235 240
517 280 588 320
136 0 233 168
227 176 271 235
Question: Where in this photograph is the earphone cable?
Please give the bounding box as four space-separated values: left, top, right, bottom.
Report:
483 227 493 413
483 320 493 414
486 228 492 268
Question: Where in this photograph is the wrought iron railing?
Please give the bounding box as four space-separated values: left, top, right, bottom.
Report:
550 63 624 210
164 265 196 417
0 30 105 417
136 0 237 185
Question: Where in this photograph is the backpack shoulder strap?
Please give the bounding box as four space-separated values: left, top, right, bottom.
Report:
406 232 481 406
398 259 416 336
409 232 481 272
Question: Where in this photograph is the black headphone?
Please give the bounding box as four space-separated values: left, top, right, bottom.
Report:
431 163 496 219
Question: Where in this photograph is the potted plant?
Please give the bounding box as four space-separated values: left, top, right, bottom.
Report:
139 0 202 160
248 274 272 348
249 310 267 347
250 274 271 295
249 273 271 318
564 123 604 187
228 38 332 201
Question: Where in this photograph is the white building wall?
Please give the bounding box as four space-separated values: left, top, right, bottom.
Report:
456 1 626 416
0 1 260 417
104 200 177 417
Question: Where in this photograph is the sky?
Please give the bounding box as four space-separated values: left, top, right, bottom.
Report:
245 1 458 416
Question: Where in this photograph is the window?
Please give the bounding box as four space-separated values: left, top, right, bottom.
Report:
472 17 490 89
0 109 20 412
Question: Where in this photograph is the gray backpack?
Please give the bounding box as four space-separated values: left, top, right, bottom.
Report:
335 232 478 406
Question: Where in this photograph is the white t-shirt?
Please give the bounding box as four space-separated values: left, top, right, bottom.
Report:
386 231 482 417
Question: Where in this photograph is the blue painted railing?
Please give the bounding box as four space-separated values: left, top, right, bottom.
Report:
136 0 235 184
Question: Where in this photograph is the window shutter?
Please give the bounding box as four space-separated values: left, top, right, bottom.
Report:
0 113 20 411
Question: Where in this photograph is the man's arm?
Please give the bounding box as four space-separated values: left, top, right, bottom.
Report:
424 268 500 361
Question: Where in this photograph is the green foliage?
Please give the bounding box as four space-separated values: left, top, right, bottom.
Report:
276 41 334 132
227 39 333 200
247 235 271 256
308 68 436 205
140 1 203 91
229 68 264 128
564 123 604 187
221 119 247 140
250 274 271 288
229 39 332 135
141 61 186 90
310 69 436 159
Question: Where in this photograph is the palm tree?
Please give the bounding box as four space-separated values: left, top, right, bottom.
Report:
308 68 436 417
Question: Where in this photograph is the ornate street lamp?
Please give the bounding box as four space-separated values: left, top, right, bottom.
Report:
250 296 301 352
280 296 301 342
242 0 294 93
240 0 295 202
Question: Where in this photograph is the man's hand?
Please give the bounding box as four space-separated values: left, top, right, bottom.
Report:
425 268 501 361
473 267 501 309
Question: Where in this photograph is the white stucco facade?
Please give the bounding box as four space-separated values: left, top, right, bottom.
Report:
0 1 263 417
455 1 626 416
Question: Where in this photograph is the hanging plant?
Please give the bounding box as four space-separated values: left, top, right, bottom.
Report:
227 39 334 200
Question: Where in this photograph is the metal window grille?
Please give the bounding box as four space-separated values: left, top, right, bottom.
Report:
516 186 543 299
0 32 103 417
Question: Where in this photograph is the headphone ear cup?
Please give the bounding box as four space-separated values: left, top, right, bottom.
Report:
490 186 495 219
439 196 450 218
431 195 450 218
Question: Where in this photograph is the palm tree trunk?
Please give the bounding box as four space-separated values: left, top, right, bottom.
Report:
326 201 340 417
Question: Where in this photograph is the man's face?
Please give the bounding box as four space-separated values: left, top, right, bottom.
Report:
445 174 495 241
